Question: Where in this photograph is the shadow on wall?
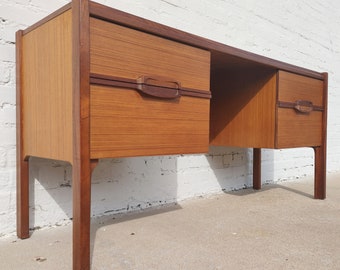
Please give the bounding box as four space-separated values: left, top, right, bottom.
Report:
207 146 314 196
28 155 180 232
91 156 179 216
260 147 315 187
207 146 254 192
27 146 314 232
29 147 265 232
29 157 73 230
29 146 256 232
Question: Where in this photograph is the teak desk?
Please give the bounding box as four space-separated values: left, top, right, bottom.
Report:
16 1 328 269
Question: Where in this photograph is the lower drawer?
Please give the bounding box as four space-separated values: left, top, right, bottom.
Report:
90 85 210 158
276 108 323 148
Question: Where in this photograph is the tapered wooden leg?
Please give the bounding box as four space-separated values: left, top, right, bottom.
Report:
253 148 261 190
71 0 91 268
17 158 30 239
73 160 91 270
314 146 326 199
16 28 30 239
314 72 328 199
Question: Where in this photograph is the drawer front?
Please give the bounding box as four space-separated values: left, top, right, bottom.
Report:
277 70 323 106
90 18 210 92
276 71 324 148
90 85 210 158
89 18 211 158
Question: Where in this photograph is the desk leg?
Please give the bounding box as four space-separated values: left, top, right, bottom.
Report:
73 160 91 270
253 148 261 190
17 158 30 239
16 29 30 239
314 146 326 199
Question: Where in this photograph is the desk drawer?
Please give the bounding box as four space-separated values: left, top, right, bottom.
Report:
90 84 210 158
89 18 211 158
90 17 210 92
276 71 324 148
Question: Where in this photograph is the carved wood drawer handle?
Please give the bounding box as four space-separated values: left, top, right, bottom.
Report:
294 100 313 114
89 73 211 99
137 75 181 99
277 100 323 114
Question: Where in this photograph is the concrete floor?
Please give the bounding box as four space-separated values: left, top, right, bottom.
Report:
1 173 340 269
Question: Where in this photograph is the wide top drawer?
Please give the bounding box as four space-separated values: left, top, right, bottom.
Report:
90 17 210 92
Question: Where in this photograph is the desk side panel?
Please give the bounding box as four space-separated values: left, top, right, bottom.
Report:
210 69 276 148
21 10 73 162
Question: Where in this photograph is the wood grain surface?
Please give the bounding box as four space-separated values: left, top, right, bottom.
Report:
90 85 210 158
210 69 277 148
21 10 73 162
90 18 210 92
276 71 324 148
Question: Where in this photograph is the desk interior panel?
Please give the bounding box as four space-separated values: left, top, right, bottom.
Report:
210 69 277 148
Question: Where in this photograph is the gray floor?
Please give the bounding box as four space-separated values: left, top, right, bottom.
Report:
1 173 340 269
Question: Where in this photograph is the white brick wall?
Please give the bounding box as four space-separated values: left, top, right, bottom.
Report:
0 0 339 237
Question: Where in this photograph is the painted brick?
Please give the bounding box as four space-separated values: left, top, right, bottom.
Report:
29 0 70 12
0 44 15 62
2 26 16 45
0 86 16 104
0 147 7 168
0 106 16 126
0 65 10 85
0 3 48 26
